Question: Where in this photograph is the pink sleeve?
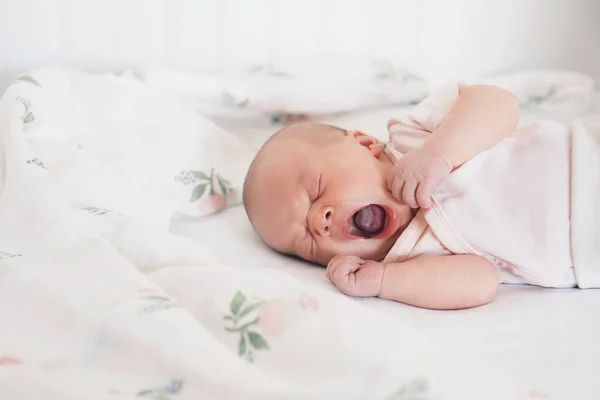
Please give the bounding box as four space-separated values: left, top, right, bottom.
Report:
388 81 462 155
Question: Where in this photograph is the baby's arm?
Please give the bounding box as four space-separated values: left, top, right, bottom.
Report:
388 84 520 208
327 254 498 310
421 84 520 168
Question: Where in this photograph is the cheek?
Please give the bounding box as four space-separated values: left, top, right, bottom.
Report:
336 170 388 198
319 171 390 216
321 240 390 263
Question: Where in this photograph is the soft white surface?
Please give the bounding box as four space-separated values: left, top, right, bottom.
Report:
0 69 541 399
172 206 600 399
7 69 256 222
172 86 600 399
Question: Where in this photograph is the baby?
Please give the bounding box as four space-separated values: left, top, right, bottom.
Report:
243 81 594 310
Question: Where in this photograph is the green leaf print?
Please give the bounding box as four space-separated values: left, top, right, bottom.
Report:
138 293 178 315
16 96 31 111
141 294 172 302
217 178 229 196
247 331 269 349
17 75 41 87
238 336 247 356
137 379 183 398
230 290 246 315
190 170 209 180
225 317 259 333
81 207 109 215
223 290 270 361
22 112 35 124
16 97 35 124
384 378 430 400
0 251 22 260
237 302 263 320
190 183 208 202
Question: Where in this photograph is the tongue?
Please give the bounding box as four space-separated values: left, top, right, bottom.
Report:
353 204 386 234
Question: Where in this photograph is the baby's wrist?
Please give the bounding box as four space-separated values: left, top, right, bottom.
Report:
420 143 455 170
375 262 387 298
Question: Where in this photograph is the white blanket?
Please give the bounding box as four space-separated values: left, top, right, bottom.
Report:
571 115 600 287
0 69 544 399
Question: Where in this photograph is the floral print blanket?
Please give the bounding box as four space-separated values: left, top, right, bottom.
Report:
0 70 548 399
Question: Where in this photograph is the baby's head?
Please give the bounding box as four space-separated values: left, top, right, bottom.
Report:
243 122 414 266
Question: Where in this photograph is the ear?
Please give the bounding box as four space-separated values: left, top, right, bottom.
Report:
345 130 384 158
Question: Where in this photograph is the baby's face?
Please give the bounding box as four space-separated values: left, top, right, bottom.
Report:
247 128 414 265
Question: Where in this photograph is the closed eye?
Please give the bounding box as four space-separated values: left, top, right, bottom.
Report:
316 174 323 198
305 174 322 260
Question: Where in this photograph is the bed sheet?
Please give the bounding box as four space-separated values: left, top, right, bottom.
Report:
172 205 600 400
3 68 550 400
172 96 600 399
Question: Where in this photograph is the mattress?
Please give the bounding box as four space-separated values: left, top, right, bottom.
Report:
171 100 600 399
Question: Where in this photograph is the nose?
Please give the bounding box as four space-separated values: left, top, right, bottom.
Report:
309 206 334 237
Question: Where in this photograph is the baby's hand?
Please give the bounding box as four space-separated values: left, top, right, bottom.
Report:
387 147 452 209
326 255 384 297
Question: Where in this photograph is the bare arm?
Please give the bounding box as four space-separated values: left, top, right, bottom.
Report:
388 84 520 208
327 254 499 310
423 84 520 168
379 255 499 310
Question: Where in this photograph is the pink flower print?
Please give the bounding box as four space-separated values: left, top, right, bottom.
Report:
257 300 286 337
197 193 227 215
298 293 319 311
189 167 233 215
248 100 263 110
0 356 22 365
283 113 309 125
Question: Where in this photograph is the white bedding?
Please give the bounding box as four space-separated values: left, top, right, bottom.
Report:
173 206 600 399
1 69 547 400
172 90 600 400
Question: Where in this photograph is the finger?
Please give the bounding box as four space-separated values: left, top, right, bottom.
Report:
326 257 338 282
327 259 341 282
402 180 419 208
331 263 347 285
338 254 363 266
386 173 396 192
416 180 435 209
328 255 363 277
390 177 405 201
350 256 366 265
333 265 355 291
387 119 401 130
342 259 363 274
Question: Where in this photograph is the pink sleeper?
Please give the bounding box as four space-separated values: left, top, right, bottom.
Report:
383 82 600 288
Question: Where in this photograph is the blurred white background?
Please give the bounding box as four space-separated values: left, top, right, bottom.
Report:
0 0 599 89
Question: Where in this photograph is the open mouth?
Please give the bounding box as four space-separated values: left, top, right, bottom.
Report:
346 204 388 239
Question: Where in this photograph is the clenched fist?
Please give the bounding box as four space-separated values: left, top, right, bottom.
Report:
387 147 452 209
326 254 384 297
